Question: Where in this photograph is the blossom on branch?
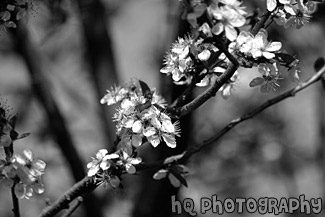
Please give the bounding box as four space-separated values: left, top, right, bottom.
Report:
101 80 180 148
270 0 318 29
0 0 36 32
0 149 46 199
160 36 195 85
230 29 282 60
250 63 281 93
208 0 246 41
87 149 119 177
116 150 142 175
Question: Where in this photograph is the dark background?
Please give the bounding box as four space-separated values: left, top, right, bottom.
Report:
0 0 325 217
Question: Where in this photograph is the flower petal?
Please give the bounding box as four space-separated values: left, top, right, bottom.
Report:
132 134 143 147
87 165 99 177
96 149 108 160
147 135 160 147
262 51 275 59
23 149 33 162
162 134 176 148
128 157 142 165
224 25 237 41
198 50 211 61
100 160 111 170
267 0 277 11
266 41 282 52
211 22 224 35
132 120 143 133
143 127 156 137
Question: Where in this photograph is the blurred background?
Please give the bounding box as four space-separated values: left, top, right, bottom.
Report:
0 0 325 217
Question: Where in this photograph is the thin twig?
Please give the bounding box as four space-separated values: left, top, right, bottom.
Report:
61 197 84 217
11 185 20 217
182 65 325 161
251 11 272 35
172 8 271 116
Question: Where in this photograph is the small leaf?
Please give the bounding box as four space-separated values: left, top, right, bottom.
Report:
174 164 190 174
275 53 296 65
138 80 152 99
16 132 30 140
153 169 168 180
249 77 264 87
169 170 188 187
168 173 181 188
109 176 120 188
9 114 18 128
314 57 325 72
164 152 185 164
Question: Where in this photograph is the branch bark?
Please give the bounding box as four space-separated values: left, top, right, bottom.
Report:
38 177 97 217
38 62 325 216
182 65 325 161
179 49 239 117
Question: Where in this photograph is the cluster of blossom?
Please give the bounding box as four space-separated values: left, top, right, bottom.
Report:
268 0 317 29
87 80 182 187
160 0 319 94
101 80 180 149
87 148 142 188
0 103 45 199
89 0 320 188
0 149 46 199
0 0 34 31
160 0 245 95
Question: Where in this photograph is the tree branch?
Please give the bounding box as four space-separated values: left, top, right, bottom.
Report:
38 177 97 217
38 64 325 216
11 185 20 217
251 11 272 35
182 65 325 161
61 197 84 217
179 48 239 117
